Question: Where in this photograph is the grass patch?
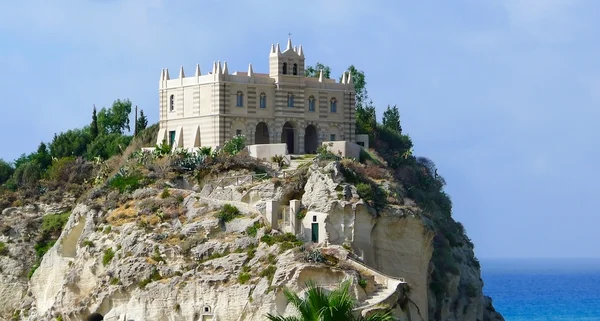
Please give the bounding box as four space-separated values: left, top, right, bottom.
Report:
103 248 115 266
259 265 277 284
238 272 251 284
245 221 263 237
0 242 7 256
215 204 242 224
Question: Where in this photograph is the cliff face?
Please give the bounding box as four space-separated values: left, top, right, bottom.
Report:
0 160 503 321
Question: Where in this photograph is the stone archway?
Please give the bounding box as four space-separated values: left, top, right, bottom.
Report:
304 124 318 154
255 122 270 145
281 121 296 154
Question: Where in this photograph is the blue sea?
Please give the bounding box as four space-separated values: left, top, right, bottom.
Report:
481 259 600 321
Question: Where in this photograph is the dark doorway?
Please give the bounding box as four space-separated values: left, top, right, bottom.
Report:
281 122 295 154
311 223 319 243
304 125 318 154
255 122 270 144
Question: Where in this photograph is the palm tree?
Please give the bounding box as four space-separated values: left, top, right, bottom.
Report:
265 279 395 321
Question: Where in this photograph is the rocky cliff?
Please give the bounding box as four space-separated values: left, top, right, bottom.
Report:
0 155 504 321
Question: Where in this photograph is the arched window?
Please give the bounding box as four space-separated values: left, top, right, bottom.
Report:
282 62 288 75
236 91 244 107
330 98 337 113
308 96 316 112
287 92 294 107
169 94 175 112
259 92 267 109
293 63 298 75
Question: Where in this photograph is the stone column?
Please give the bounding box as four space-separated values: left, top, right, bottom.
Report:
265 200 280 230
289 200 301 234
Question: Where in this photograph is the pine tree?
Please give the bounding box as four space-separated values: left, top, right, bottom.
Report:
382 104 402 134
136 109 148 135
91 105 99 140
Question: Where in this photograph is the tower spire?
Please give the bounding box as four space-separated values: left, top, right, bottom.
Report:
164 68 170 80
195 64 201 77
286 33 293 51
347 71 353 85
341 71 347 84
298 45 304 57
222 61 229 75
276 43 281 55
160 68 164 82
179 66 185 79
248 63 254 77
318 69 323 82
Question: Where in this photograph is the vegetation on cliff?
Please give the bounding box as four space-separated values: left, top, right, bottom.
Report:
0 63 493 320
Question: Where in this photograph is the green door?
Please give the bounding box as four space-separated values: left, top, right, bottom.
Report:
311 223 319 243
169 131 176 146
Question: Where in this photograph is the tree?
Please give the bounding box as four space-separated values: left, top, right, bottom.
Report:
49 128 92 158
97 98 133 135
382 105 401 134
305 62 331 79
85 133 133 160
0 159 13 185
90 105 99 140
356 103 377 135
266 279 394 321
346 65 368 109
32 142 52 171
136 109 148 136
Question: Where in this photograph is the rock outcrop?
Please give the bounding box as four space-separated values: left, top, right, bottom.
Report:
0 160 503 321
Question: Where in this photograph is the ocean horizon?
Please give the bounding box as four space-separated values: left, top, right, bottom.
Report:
481 258 600 321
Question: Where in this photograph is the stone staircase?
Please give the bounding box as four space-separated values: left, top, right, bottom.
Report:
359 283 393 308
280 155 314 177
345 257 406 314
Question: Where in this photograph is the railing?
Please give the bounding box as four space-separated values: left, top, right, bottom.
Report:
346 256 406 284
203 172 270 188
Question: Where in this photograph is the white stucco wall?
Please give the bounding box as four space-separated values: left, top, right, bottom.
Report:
301 211 328 244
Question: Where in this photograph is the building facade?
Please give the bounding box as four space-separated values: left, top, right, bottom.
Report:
157 37 356 154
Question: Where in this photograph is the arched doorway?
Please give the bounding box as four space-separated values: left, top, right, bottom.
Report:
281 122 296 154
304 125 318 154
255 122 270 144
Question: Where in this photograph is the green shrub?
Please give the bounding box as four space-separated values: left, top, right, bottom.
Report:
222 135 247 155
245 221 263 237
238 272 251 284
82 240 95 248
356 183 373 202
108 170 145 193
259 265 277 284
161 188 170 199
139 266 162 289
110 277 120 285
215 204 242 224
103 248 115 266
261 233 302 247
0 159 14 185
296 209 307 220
41 212 71 239
358 278 368 289
0 242 8 256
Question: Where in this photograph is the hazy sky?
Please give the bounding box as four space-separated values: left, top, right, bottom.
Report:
1 0 598 259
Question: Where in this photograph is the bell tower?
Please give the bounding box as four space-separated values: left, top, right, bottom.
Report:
269 35 305 78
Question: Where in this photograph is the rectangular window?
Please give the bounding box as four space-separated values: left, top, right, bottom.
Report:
330 134 336 141
287 94 294 107
309 99 315 112
330 100 337 113
236 129 242 136
169 131 176 146
260 95 266 109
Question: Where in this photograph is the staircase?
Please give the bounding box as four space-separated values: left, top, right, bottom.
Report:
345 257 406 313
280 155 314 177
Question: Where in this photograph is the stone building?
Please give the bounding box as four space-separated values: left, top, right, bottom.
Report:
156 37 356 154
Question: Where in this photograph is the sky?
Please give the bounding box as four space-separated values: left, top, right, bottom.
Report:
1 0 599 260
